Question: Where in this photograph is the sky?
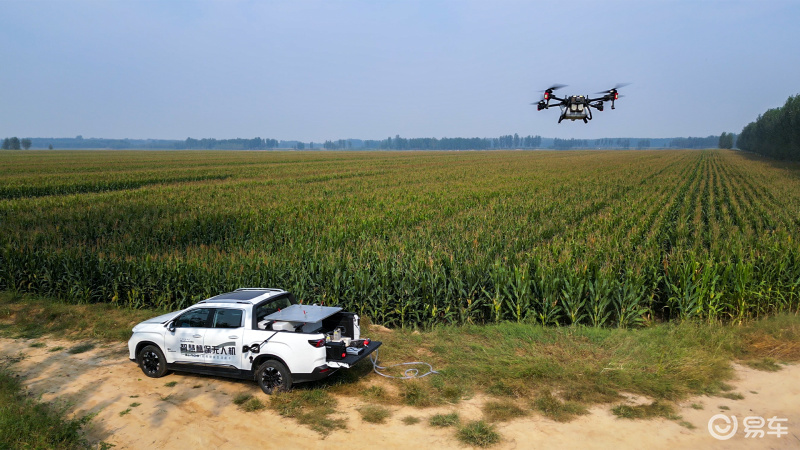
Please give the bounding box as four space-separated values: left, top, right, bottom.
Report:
1 0 799 142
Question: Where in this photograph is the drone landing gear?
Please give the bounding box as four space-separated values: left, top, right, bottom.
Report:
583 118 588 123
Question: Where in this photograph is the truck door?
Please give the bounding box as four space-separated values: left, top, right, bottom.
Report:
203 308 244 368
165 307 212 364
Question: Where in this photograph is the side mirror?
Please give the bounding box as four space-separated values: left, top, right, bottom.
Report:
249 344 260 354
167 321 175 332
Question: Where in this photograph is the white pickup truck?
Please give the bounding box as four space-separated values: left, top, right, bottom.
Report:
127 288 381 394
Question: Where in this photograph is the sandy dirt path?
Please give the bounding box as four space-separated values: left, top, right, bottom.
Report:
2 337 799 449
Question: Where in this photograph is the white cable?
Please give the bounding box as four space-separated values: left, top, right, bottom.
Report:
369 348 440 379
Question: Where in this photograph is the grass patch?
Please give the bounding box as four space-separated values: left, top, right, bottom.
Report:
744 358 782 372
358 405 391 423
241 398 265 412
399 381 441 407
456 420 501 447
232 393 265 411
48 346 65 352
690 403 703 410
718 392 744 400
118 408 131 417
0 292 161 343
29 342 46 348
429 412 460 427
482 400 527 422
718 405 730 410
679 420 696 429
67 343 95 354
129 402 141 408
164 381 177 387
611 401 677 420
401 416 421 425
360 385 390 401
270 389 346 436
532 391 588 422
0 366 90 449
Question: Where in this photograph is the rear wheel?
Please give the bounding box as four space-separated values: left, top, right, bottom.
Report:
256 360 292 394
137 344 168 378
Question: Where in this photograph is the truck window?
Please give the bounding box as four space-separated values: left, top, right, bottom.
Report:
212 309 243 329
174 308 212 328
255 295 295 322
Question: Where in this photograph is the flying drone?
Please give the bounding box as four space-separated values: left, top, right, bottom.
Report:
533 83 628 123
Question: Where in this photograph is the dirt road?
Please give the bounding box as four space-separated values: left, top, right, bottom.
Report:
2 337 799 449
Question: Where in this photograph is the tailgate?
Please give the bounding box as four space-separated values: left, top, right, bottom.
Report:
326 341 382 369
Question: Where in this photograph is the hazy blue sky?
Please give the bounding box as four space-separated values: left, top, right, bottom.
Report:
1 0 798 142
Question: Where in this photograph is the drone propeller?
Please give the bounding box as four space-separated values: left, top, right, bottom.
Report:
594 83 630 94
540 84 567 92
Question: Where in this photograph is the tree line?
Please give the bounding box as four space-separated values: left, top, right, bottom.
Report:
737 94 800 160
2 137 32 150
8 134 727 151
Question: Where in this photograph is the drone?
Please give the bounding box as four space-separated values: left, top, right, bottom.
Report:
533 83 628 123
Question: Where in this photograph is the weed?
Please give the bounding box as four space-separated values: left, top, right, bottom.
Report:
690 403 703 410
718 392 744 400
457 420 501 447
118 409 131 417
532 391 588 422
29 342 45 348
718 405 730 410
400 381 440 407
48 346 64 352
241 398 265 412
270 389 345 436
233 393 253 406
429 413 460 427
358 405 391 424
482 400 527 422
402 416 421 425
611 401 678 420
164 381 177 387
129 402 141 408
744 358 782 372
360 385 390 401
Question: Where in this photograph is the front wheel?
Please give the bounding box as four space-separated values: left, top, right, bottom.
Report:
256 360 292 394
137 344 168 378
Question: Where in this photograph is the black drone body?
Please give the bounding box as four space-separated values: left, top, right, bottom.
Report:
533 83 628 123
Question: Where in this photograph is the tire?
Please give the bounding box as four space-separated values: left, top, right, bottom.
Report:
137 344 168 378
255 360 292 395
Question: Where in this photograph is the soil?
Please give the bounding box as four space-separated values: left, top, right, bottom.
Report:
2 337 799 449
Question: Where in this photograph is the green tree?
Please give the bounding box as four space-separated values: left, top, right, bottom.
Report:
48 144 53 150
21 138 32 150
9 137 20 150
718 132 733 149
1 138 9 150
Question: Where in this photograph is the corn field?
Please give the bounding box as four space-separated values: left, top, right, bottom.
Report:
1 149 798 328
